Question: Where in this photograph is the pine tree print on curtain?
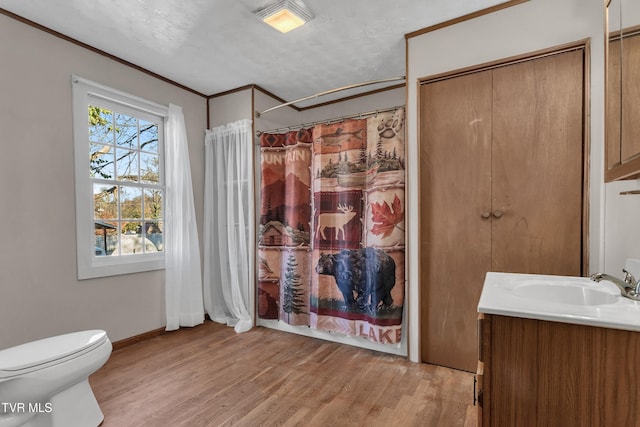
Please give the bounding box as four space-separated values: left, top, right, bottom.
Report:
282 253 308 324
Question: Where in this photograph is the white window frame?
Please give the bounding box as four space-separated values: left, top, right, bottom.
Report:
72 76 168 279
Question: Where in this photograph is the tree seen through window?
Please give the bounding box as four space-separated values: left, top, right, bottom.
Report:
89 105 164 256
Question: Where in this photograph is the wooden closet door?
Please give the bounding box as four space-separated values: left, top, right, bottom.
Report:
490 50 584 276
419 70 493 372
420 49 585 372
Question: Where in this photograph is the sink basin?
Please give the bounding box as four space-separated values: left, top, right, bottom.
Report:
513 283 619 306
479 272 640 333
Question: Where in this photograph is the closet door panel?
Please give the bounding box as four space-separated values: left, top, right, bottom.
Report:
490 50 584 276
419 70 492 372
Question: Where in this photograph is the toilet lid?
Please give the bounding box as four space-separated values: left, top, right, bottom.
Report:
0 330 107 372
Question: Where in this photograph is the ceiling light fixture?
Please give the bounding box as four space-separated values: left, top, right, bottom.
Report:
254 0 313 33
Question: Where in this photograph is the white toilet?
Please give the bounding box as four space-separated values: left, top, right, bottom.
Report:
0 330 112 427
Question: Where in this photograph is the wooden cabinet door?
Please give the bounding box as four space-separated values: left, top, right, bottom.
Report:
420 48 585 372
490 50 584 276
607 38 622 170
621 34 640 163
483 314 640 426
606 32 640 179
419 70 493 372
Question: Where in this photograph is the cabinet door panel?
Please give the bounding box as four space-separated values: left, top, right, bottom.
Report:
420 70 492 372
621 33 640 163
491 50 583 276
607 38 622 170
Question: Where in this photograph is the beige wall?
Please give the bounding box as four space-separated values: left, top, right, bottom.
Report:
298 87 405 125
0 14 207 349
208 89 253 129
406 0 606 362
254 89 299 132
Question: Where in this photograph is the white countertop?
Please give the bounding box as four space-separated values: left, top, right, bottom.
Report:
478 272 640 332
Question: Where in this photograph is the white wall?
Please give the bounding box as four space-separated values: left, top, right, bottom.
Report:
406 0 606 362
604 180 640 274
0 14 207 349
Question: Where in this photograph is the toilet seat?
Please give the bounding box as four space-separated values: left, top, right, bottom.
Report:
0 330 108 377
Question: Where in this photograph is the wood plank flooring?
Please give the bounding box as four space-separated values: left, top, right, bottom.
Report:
90 321 476 426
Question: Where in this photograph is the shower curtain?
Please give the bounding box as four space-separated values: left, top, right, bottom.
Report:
258 107 405 345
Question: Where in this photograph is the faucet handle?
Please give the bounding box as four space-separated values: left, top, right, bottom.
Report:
622 269 637 286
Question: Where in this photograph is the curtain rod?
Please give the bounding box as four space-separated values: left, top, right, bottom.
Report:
255 76 405 118
256 105 404 136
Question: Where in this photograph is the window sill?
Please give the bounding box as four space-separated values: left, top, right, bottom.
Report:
78 254 165 280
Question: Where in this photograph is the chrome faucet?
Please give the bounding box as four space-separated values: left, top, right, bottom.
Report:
590 269 640 301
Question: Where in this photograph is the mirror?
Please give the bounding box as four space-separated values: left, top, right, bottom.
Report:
606 0 640 181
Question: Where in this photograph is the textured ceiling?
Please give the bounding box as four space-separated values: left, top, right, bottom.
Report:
0 0 506 107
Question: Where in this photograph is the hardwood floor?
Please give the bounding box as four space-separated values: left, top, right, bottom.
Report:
90 321 476 426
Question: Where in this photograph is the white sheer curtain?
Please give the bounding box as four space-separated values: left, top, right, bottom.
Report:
203 119 254 333
165 104 204 331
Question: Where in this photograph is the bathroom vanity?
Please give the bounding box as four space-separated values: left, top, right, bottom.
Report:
476 272 640 427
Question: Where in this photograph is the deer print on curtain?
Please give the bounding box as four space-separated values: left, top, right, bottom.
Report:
315 203 357 240
258 107 405 345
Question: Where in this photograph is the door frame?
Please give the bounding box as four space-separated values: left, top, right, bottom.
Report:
416 39 591 364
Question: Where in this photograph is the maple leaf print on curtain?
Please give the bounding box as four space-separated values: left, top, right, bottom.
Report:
370 195 405 239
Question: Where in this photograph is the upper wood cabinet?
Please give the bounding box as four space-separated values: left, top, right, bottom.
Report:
605 0 640 181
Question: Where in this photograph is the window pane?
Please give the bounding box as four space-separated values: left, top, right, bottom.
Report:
94 221 117 256
122 220 141 236
93 184 118 220
117 223 160 255
120 186 142 220
115 113 138 149
90 143 114 179
140 152 160 183
115 148 139 182
88 106 113 144
140 120 158 153
146 220 163 252
144 189 163 220
120 226 152 255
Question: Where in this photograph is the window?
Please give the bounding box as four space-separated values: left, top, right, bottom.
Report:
73 76 167 279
